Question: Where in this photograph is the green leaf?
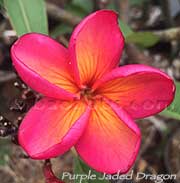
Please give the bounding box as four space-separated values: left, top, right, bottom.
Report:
74 157 89 183
106 2 117 11
0 0 4 7
0 139 11 165
74 157 109 183
118 20 159 47
119 20 134 38
4 0 48 36
161 82 180 120
126 32 160 47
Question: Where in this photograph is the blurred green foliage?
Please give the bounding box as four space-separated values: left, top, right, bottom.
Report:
161 82 180 120
119 20 134 38
0 0 3 7
65 0 93 17
74 157 109 183
126 32 160 47
0 139 11 165
129 0 148 6
50 23 72 38
3 0 48 36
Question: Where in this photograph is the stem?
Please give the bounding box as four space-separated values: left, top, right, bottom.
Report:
92 0 99 11
71 147 78 157
160 0 173 27
43 160 65 183
118 0 129 23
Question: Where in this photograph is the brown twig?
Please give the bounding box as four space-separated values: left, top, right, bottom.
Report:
117 0 153 66
46 2 81 26
118 0 129 23
0 115 18 137
153 27 180 41
125 44 153 65
98 0 110 9
160 0 173 27
93 0 99 11
57 35 69 47
0 71 16 83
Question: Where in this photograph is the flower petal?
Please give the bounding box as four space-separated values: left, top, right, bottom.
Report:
75 99 141 174
69 10 124 86
11 33 78 100
93 64 175 119
18 98 91 159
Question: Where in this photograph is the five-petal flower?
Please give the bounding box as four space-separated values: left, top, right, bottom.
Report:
11 10 175 174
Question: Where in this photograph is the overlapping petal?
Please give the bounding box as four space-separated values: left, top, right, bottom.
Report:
18 98 91 159
11 33 79 100
69 10 124 86
93 64 175 119
75 99 141 174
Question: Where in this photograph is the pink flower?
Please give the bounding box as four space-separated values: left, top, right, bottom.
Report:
11 10 175 174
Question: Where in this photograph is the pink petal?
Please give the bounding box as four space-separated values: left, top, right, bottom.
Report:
18 98 91 159
69 10 124 86
11 33 79 100
93 64 175 119
75 99 141 174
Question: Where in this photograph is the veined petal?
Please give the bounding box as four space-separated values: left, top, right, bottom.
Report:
18 98 91 159
69 10 124 86
93 64 175 119
75 100 141 174
11 33 78 100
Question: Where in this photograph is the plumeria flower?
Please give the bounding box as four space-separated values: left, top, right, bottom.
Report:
11 10 175 174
